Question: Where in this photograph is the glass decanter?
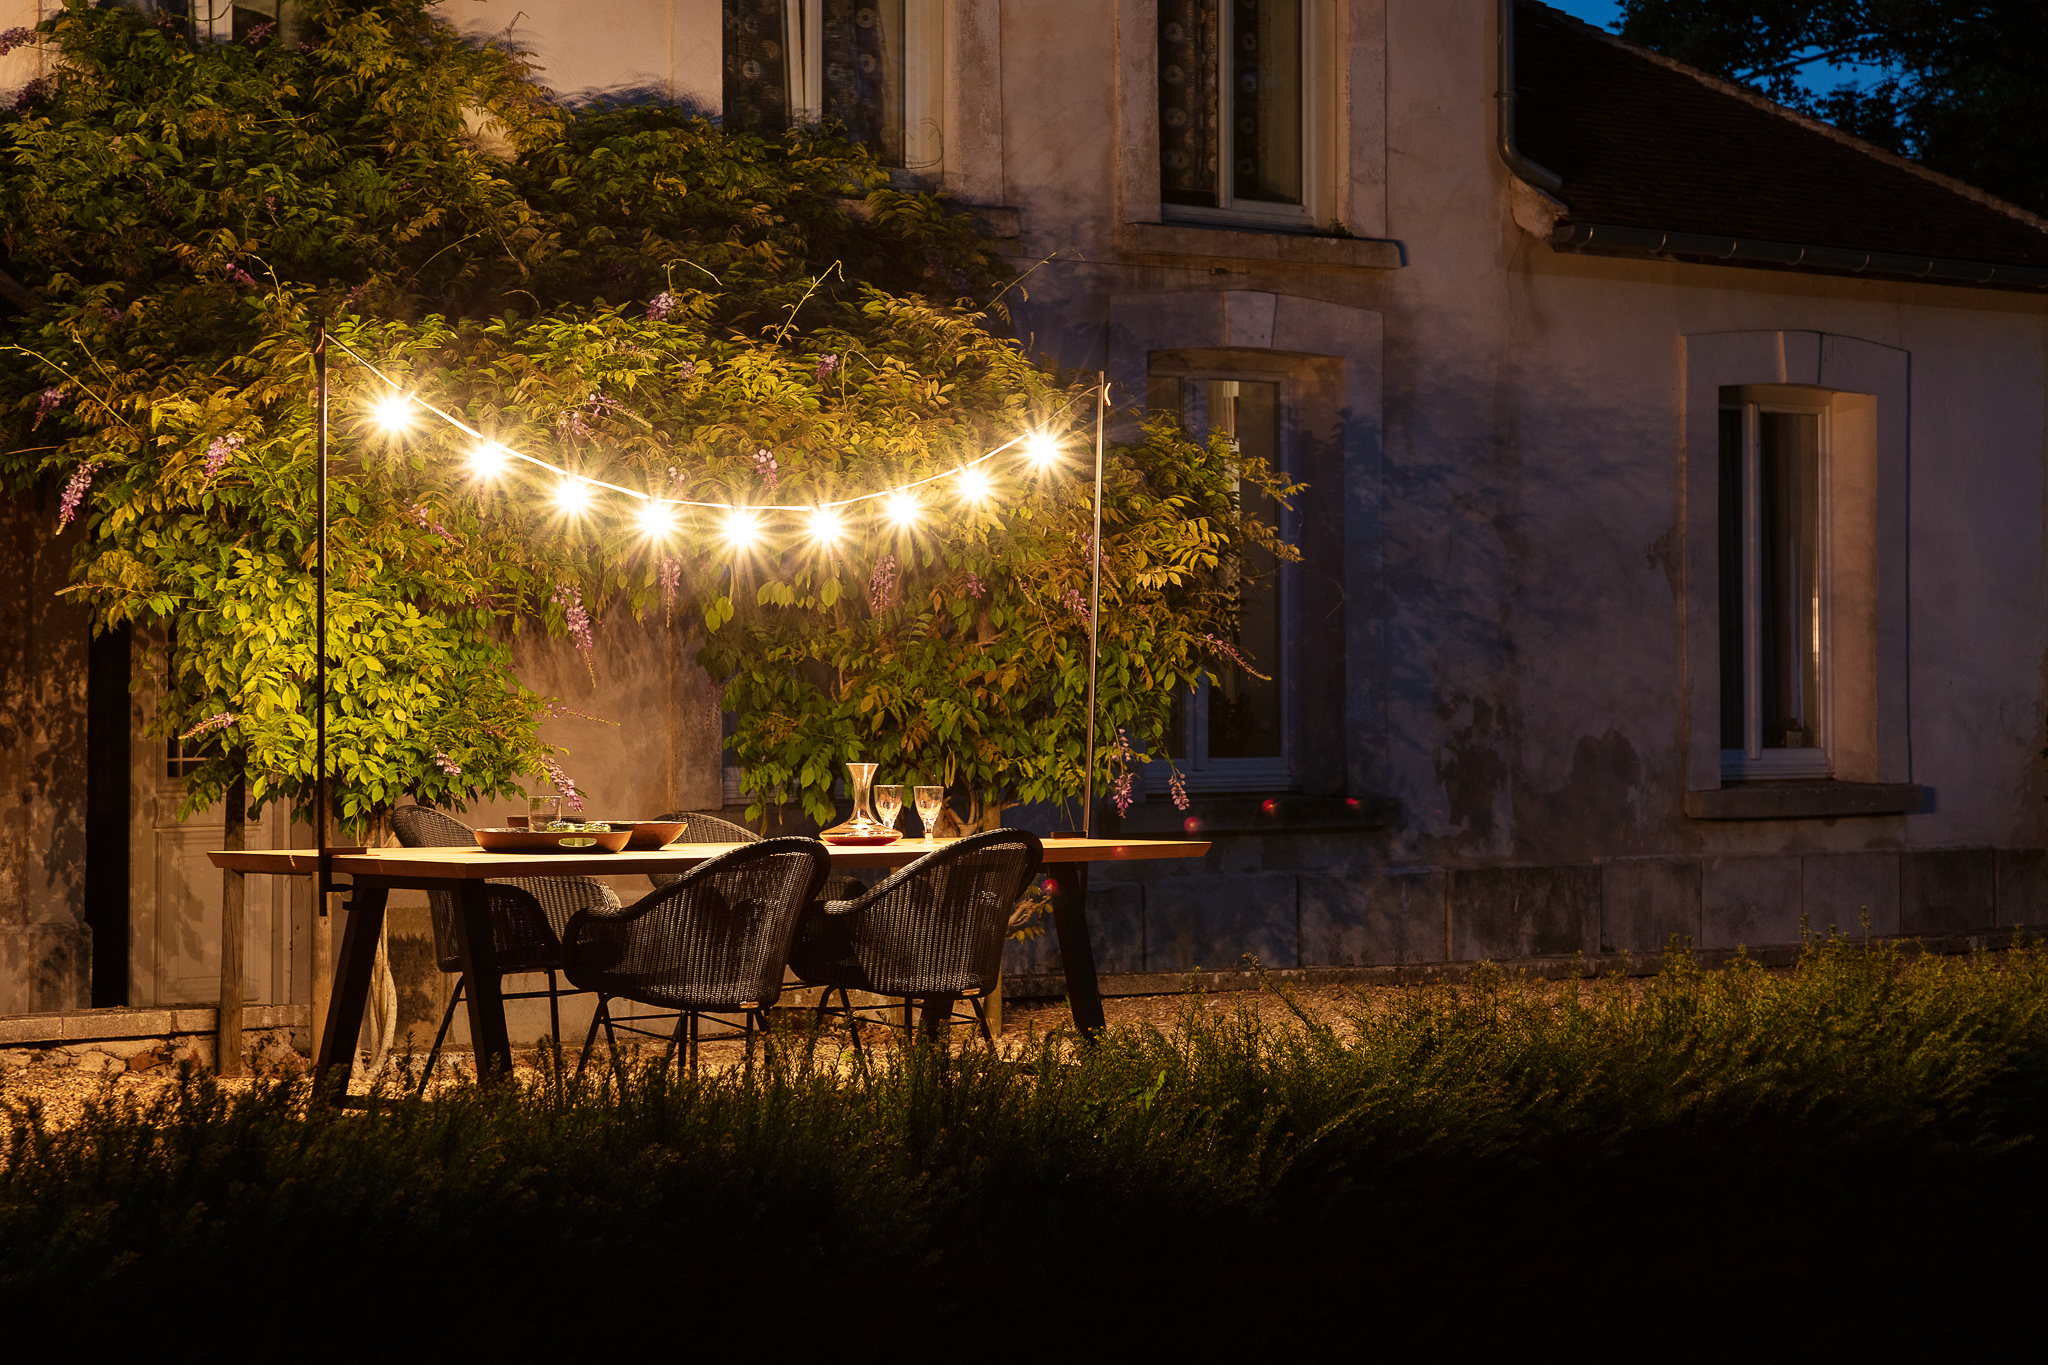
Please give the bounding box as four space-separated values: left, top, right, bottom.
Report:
821 762 886 840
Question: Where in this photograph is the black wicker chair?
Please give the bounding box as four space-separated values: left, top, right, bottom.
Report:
646 809 867 903
563 836 831 1074
389 805 622 1089
787 828 1042 1048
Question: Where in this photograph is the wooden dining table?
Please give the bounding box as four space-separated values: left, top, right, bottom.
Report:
207 835 1210 1090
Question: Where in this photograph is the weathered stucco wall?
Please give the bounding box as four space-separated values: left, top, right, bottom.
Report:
0 481 94 1013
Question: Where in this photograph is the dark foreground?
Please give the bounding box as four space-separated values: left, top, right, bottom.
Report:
5 938 2043 1353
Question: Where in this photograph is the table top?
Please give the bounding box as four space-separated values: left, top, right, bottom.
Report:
207 836 1211 879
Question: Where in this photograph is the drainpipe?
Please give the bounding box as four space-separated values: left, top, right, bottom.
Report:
1496 0 1563 193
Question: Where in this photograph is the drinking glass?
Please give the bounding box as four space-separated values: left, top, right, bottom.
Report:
914 786 946 843
873 785 903 831
528 795 561 828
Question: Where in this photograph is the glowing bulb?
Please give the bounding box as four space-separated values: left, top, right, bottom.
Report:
554 478 592 515
957 465 992 504
807 505 843 546
1024 432 1061 468
637 499 676 538
469 443 507 479
883 489 920 528
369 392 415 432
724 506 760 549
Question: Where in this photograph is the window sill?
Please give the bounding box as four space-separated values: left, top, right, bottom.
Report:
1117 794 1397 836
1116 221 1405 271
1684 782 1925 821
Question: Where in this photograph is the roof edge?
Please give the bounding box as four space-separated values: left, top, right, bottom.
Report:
1551 220 2048 291
1528 0 2048 243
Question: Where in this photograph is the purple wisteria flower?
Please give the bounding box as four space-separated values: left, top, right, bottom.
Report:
646 291 677 322
814 353 839 380
677 360 697 380
535 754 583 812
1062 587 1091 627
658 556 681 617
554 583 595 674
244 21 274 46
1169 772 1190 811
753 448 779 491
13 75 52 111
0 27 36 57
264 195 277 214
32 387 66 430
99 307 124 323
57 460 97 530
959 572 986 600
226 265 257 288
411 501 460 547
433 750 462 777
202 432 243 478
587 392 626 419
179 711 238 742
869 554 899 612
1204 633 1271 680
557 408 595 440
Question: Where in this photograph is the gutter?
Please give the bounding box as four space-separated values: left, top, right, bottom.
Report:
1550 220 2048 290
1495 0 1562 194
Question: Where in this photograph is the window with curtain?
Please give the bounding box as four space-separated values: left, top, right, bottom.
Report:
1158 0 1318 225
724 0 941 171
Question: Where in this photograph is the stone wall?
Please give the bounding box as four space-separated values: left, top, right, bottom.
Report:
0 480 94 1014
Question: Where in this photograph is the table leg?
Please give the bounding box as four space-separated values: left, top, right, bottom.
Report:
450 880 514 1082
313 880 387 1097
1049 862 1106 1038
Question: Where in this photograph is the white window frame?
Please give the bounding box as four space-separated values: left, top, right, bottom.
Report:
781 0 945 174
1142 367 1300 794
1159 0 1334 232
1720 393 1833 781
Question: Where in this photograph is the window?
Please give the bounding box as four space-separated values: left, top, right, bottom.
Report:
723 0 943 172
1719 389 1830 779
109 1 303 44
1157 0 1329 229
1144 372 1296 791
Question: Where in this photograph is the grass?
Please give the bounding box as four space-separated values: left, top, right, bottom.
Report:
6 933 2047 1351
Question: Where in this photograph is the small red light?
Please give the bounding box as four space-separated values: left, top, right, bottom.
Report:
1183 816 1200 833
1346 797 1359 809
1261 798 1278 815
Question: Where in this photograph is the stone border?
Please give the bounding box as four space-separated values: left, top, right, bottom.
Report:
0 1004 310 1079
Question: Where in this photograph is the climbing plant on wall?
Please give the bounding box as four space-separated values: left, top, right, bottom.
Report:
0 0 1295 832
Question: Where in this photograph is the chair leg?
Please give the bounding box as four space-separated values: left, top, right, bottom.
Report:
842 988 864 1056
603 999 626 1086
665 1011 689 1073
969 995 994 1047
575 996 608 1083
546 968 563 1074
419 974 466 1097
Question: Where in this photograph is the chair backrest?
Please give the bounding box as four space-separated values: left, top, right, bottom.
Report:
647 810 760 890
842 829 1043 998
565 837 831 1011
390 804 562 975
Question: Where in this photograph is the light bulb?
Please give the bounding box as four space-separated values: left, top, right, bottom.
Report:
468 443 507 479
807 505 843 546
957 464 992 504
637 499 676 538
1024 432 1061 468
370 392 414 432
883 489 919 528
724 506 760 549
555 478 592 515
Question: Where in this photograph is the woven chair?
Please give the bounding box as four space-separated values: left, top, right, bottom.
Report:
389 805 622 1090
646 809 867 903
563 836 831 1075
787 828 1042 1049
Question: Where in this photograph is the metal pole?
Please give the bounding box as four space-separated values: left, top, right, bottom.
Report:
1083 373 1105 839
314 321 329 907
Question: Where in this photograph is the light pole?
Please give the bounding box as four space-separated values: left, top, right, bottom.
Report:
1081 371 1107 839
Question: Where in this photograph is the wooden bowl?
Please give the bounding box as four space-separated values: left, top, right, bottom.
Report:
473 827 633 854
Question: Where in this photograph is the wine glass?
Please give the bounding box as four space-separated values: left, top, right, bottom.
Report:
873 784 903 832
914 785 946 843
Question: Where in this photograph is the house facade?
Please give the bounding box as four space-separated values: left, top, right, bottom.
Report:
6 1 2047 1038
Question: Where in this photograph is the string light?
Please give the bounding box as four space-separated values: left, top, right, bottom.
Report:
637 499 677 538
883 488 920 529
554 477 593 515
329 337 1091 541
724 506 761 549
807 504 844 546
370 392 415 432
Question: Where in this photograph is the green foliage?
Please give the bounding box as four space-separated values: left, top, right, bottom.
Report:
4 934 2046 1347
1614 0 2048 216
3 2 1255 828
